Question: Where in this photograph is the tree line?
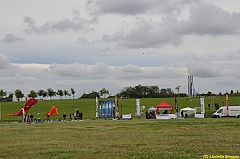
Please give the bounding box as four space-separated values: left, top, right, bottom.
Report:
1 85 239 101
0 88 76 101
116 84 187 98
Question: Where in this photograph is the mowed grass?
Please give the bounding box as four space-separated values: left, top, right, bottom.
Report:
0 119 240 159
0 97 240 158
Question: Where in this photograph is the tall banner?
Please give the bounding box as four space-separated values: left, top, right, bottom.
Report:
96 96 98 118
136 99 140 117
200 98 205 114
22 108 25 122
114 96 118 119
226 93 229 116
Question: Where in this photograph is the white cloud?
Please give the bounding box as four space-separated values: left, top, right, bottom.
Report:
0 53 11 69
1 0 240 97
23 11 96 34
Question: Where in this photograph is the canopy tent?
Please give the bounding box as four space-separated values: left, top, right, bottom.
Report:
180 107 196 118
156 101 174 114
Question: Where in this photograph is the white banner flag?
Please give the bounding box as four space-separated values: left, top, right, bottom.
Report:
200 98 205 114
136 99 140 116
96 97 98 118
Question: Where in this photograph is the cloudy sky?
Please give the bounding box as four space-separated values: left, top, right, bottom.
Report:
1 0 240 99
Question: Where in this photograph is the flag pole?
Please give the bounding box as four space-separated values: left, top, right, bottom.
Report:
175 94 178 119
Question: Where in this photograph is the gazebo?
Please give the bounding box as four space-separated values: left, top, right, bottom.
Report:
155 101 174 114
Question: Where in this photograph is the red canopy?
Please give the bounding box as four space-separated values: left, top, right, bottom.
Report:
156 101 174 114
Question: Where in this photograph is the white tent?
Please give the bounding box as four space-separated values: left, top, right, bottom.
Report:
180 107 196 118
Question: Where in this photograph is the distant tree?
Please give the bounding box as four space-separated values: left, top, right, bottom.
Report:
28 90 38 98
99 88 109 98
70 88 76 99
47 88 55 100
64 89 69 99
57 89 64 100
42 91 48 100
0 89 7 97
14 89 24 101
80 91 100 98
175 86 180 94
38 89 45 100
207 91 212 96
7 92 14 101
68 92 71 99
0 89 7 102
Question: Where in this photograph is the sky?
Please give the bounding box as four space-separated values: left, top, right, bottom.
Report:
1 0 240 99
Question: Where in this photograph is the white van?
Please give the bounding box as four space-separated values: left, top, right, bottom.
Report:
212 106 240 118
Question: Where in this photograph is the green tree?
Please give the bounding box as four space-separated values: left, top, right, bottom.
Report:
7 92 14 101
207 91 213 96
175 86 180 94
47 88 55 100
14 89 24 101
70 88 76 99
57 89 64 100
99 88 109 98
0 89 7 102
64 89 69 99
28 90 38 98
38 89 45 100
42 91 48 100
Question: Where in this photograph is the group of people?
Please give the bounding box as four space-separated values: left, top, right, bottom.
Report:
67 109 83 121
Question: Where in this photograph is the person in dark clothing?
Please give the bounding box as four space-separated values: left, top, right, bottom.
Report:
69 113 72 120
146 111 148 119
79 112 83 120
181 110 184 118
46 113 50 122
30 114 34 122
63 113 67 121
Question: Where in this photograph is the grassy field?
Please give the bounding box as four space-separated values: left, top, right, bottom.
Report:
0 119 240 159
0 97 240 159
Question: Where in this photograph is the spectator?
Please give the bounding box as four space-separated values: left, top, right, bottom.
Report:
46 113 50 122
63 113 67 121
79 112 83 120
69 113 72 120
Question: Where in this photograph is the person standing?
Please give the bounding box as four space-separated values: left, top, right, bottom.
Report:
69 113 72 120
22 108 26 122
63 113 67 121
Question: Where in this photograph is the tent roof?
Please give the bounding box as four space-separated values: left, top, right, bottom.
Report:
156 101 174 114
180 107 196 111
156 101 174 109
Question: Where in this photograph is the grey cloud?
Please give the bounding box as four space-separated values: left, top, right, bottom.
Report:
1 34 25 43
23 12 96 34
186 54 220 77
102 2 240 49
226 49 240 59
102 17 183 49
179 3 240 35
88 0 200 15
76 37 91 45
47 62 185 82
0 54 11 69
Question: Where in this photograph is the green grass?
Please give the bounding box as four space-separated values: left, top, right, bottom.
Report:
0 119 240 159
0 97 240 158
